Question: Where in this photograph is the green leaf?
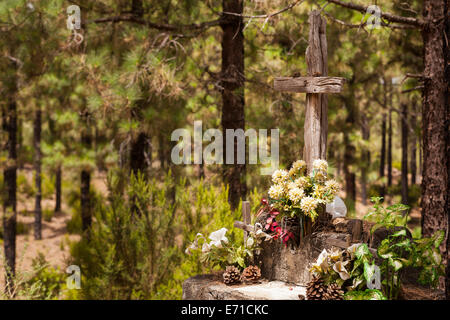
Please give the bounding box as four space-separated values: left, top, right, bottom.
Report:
363 262 376 283
355 243 371 260
370 223 384 234
391 229 407 237
377 240 393 259
386 204 410 212
389 258 403 271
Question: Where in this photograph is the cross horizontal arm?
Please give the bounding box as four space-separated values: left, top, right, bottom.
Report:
274 76 345 93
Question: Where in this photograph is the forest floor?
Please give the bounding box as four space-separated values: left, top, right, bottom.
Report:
0 169 109 287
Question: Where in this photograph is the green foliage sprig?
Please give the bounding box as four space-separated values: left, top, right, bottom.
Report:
364 197 445 299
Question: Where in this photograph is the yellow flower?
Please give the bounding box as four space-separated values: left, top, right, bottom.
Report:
294 177 310 189
288 187 304 204
313 159 328 172
268 184 284 200
292 160 307 171
289 160 306 178
300 196 318 213
325 179 340 195
287 181 297 190
271 169 289 185
312 170 327 183
313 185 327 198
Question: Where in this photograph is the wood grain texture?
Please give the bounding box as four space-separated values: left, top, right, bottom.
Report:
242 201 251 243
274 76 344 93
304 10 328 172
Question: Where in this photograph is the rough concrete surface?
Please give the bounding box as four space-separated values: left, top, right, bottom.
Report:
182 274 305 300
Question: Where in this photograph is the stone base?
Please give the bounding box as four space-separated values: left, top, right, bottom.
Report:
182 274 305 300
257 231 351 285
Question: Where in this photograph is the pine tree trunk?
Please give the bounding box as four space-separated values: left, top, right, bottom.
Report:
221 0 246 210
34 108 42 240
344 133 356 203
55 165 62 213
380 112 386 198
158 133 166 170
445 0 450 302
3 96 17 289
410 100 417 185
401 103 408 205
130 131 149 177
421 0 449 296
80 118 92 238
361 112 370 205
387 107 393 187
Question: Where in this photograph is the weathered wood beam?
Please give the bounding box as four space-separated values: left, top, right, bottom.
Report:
274 76 345 93
242 201 251 243
234 221 255 233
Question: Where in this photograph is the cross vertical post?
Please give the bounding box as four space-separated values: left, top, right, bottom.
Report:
304 11 328 173
273 10 345 232
242 201 251 244
273 10 344 173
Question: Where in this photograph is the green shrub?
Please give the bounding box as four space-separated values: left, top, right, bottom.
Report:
16 221 30 235
25 253 66 299
66 187 102 234
42 172 55 199
368 182 385 198
43 209 54 222
68 170 241 300
69 171 183 299
0 248 63 300
17 173 35 198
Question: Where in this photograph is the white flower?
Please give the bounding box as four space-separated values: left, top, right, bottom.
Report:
333 260 350 280
294 177 309 189
291 160 306 171
347 243 363 260
288 187 304 204
268 184 284 200
185 242 197 255
202 242 211 253
329 248 342 262
287 181 298 191
313 159 328 172
208 228 228 248
311 249 329 273
325 179 340 195
271 169 289 184
312 170 327 182
247 237 254 247
289 160 306 178
300 196 318 213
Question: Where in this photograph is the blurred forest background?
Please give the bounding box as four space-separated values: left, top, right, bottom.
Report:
0 0 448 299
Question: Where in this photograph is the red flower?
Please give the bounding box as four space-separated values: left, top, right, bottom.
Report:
261 198 268 205
270 222 279 232
270 210 280 216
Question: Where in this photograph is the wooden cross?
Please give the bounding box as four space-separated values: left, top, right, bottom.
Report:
234 201 252 244
274 10 345 173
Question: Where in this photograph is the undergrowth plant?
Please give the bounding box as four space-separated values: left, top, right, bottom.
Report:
68 170 247 299
364 197 445 299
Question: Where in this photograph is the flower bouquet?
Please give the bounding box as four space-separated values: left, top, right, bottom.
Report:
257 159 340 246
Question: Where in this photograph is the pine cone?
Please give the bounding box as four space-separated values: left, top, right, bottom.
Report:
223 266 241 285
326 283 344 300
241 265 261 283
306 276 327 300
